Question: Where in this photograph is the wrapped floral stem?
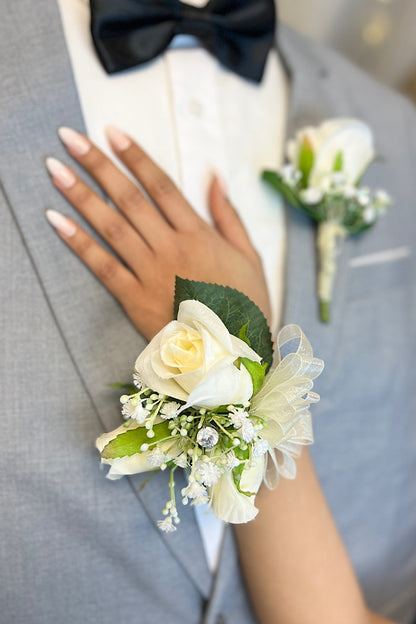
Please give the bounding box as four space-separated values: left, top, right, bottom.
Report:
96 278 324 530
316 221 346 322
263 118 392 322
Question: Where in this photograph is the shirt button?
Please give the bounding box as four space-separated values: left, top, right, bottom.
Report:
188 98 204 117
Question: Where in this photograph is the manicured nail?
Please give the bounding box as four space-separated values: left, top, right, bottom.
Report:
45 157 76 188
211 173 228 200
105 125 132 152
58 126 91 156
45 209 77 237
216 174 228 197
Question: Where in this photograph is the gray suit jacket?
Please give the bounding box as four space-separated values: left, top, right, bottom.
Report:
1 2 415 623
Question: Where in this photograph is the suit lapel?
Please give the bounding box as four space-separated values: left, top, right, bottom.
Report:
1 0 210 597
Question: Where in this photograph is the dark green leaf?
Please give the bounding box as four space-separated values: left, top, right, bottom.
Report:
174 278 273 371
262 170 303 207
108 382 138 394
341 202 374 234
101 421 171 459
262 171 325 222
344 221 373 235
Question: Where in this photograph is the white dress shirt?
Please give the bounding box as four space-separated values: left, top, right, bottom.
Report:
56 0 288 573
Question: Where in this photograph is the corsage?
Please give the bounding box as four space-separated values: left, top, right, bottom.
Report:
96 278 323 531
263 118 392 322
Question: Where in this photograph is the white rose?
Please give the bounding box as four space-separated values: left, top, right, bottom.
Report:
135 299 261 409
287 118 375 189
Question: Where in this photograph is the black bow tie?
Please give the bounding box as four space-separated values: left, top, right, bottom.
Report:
90 0 276 83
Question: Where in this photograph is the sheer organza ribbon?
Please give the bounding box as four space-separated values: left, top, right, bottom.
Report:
250 324 324 488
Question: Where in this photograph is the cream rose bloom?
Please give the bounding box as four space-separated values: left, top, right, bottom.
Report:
135 300 261 409
287 118 375 189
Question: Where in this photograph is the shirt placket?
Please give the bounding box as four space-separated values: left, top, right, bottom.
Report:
164 48 229 222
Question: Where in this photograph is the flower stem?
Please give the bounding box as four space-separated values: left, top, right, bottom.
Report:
316 221 346 323
169 466 177 502
319 300 330 323
212 417 234 440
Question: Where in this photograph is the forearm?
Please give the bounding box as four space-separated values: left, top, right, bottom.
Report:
234 448 388 624
368 612 397 624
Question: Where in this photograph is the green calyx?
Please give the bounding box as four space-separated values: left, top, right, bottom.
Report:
298 137 315 187
240 358 267 397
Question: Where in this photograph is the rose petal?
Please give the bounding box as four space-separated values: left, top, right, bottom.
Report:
240 455 267 493
178 300 234 353
185 361 253 409
309 120 374 187
210 470 260 523
101 453 155 480
229 335 262 362
135 323 189 400
136 299 262 405
196 322 230 368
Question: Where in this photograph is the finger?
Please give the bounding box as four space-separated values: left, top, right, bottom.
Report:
105 125 202 232
57 126 171 250
45 209 141 309
45 157 153 277
208 177 259 262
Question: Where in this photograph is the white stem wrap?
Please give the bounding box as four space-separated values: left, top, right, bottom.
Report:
317 221 346 303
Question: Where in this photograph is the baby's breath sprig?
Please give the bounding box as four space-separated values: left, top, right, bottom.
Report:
112 387 269 531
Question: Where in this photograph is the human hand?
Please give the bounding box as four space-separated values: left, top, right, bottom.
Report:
45 126 271 341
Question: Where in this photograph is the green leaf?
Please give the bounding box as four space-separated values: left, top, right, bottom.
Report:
341 201 375 234
262 170 303 208
232 463 253 496
298 138 315 187
240 357 266 397
333 151 344 172
101 421 171 459
234 446 250 461
238 323 251 347
174 278 273 371
262 171 325 222
108 382 138 394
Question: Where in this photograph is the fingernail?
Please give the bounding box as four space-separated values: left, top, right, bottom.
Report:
45 209 77 237
45 157 76 188
214 174 227 197
58 126 91 156
105 125 132 152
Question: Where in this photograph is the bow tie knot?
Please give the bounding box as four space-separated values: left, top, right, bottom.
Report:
90 0 276 82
